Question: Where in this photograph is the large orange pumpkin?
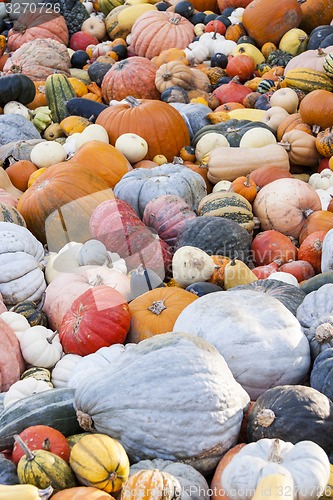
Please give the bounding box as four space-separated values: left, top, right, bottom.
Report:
241 0 303 47
17 163 114 245
96 97 190 161
299 0 333 34
51 487 114 499
102 57 160 103
127 287 198 343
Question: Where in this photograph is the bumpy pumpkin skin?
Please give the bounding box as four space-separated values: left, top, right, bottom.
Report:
102 57 160 103
7 11 69 52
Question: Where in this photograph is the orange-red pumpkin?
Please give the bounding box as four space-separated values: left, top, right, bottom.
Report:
278 260 316 282
298 210 333 244
251 230 298 267
5 160 38 192
299 89 333 131
297 231 326 274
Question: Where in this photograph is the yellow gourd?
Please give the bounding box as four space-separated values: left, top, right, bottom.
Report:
224 259 258 289
232 43 265 66
320 464 333 499
228 108 266 122
0 484 53 500
252 473 294 500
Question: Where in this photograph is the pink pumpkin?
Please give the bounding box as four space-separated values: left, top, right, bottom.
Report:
0 318 25 392
59 286 131 355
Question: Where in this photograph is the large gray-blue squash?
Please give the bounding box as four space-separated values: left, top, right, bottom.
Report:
169 103 211 141
173 290 311 400
113 164 207 218
0 115 40 146
74 332 250 474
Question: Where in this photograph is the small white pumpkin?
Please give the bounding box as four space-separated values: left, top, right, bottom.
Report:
75 124 109 149
3 378 52 409
115 133 148 163
321 228 333 273
315 188 332 210
30 141 67 168
172 246 215 286
195 132 230 162
212 180 232 192
269 87 299 114
185 41 210 65
267 271 300 287
3 101 31 120
0 311 30 340
261 106 289 132
239 128 277 148
309 169 333 190
46 241 83 282
19 326 63 368
51 353 83 388
81 15 106 39
78 239 109 266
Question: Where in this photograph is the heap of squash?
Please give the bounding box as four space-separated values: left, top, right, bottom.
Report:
1 0 333 498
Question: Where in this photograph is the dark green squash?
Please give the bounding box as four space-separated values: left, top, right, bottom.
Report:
0 453 19 485
0 388 82 452
10 295 48 327
310 348 333 401
88 61 113 87
300 271 333 294
185 282 223 297
175 216 251 264
247 385 333 457
0 74 36 108
65 97 108 122
266 49 293 67
15 435 76 493
160 86 190 104
41 0 89 35
66 432 90 449
45 74 76 124
307 25 333 50
229 279 306 316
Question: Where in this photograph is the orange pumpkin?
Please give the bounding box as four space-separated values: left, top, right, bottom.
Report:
27 80 47 109
231 175 257 203
299 89 333 132
5 160 38 192
278 260 316 282
210 444 246 500
183 161 213 193
151 48 189 68
51 486 114 499
127 287 198 343
299 0 333 34
208 255 231 288
96 97 190 162
217 0 252 14
251 229 298 267
276 112 312 142
241 0 303 47
249 166 293 189
298 210 333 244
315 127 333 157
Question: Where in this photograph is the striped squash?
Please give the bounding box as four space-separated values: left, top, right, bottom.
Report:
45 74 76 124
315 128 333 157
323 53 333 78
284 68 333 92
0 202 26 226
197 191 254 233
98 0 124 16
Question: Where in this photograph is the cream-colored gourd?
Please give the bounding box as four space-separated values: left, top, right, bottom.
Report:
212 180 232 192
0 311 30 340
0 484 53 500
115 133 148 163
75 124 109 149
239 128 277 148
268 271 300 287
30 141 67 168
3 378 52 408
224 259 258 289
195 132 230 162
269 88 299 114
4 101 31 120
19 326 63 368
172 246 215 287
261 106 290 131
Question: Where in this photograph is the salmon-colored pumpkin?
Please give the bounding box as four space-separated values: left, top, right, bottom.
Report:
249 166 293 189
127 287 197 343
96 97 190 162
252 262 279 279
241 0 303 47
276 113 312 142
5 160 38 192
0 317 25 392
51 487 114 499
251 230 298 267
278 260 316 282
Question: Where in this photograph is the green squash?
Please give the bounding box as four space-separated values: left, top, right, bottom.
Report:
0 453 19 485
45 74 76 124
0 75 36 108
10 295 48 327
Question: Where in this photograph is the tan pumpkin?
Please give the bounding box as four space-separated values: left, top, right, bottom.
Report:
102 57 160 103
190 68 211 93
279 129 323 169
299 89 333 132
155 61 194 93
253 178 322 239
7 10 69 52
0 188 18 207
128 11 195 60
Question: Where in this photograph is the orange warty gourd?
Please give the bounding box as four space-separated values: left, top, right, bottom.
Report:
96 97 190 162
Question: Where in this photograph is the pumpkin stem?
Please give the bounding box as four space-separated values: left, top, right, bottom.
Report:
125 96 141 107
303 208 314 218
315 322 333 343
88 274 104 286
37 292 46 312
76 410 94 431
162 71 173 81
46 330 58 344
39 486 54 500
170 15 181 25
277 141 291 152
14 434 35 461
42 438 51 451
255 408 275 428
317 48 326 57
268 439 283 464
312 124 321 135
244 174 251 187
148 299 167 315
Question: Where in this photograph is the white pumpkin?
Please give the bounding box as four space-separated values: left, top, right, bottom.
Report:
81 15 106 40
269 87 299 114
239 128 277 148
212 180 232 192
0 311 30 340
195 132 230 162
173 289 310 400
75 124 109 150
115 133 148 163
321 228 333 272
30 141 67 168
78 239 109 266
221 438 330 500
267 271 300 287
51 353 83 388
309 169 333 190
19 326 63 368
3 101 31 120
172 246 215 287
3 378 52 409
44 241 83 283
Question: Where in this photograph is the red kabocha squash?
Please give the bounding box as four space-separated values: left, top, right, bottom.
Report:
252 261 279 279
59 285 131 356
241 0 303 47
142 194 197 247
7 10 69 52
253 178 322 239
102 57 160 103
128 11 195 60
96 96 190 162
226 55 255 83
213 77 252 105
12 425 71 465
251 230 298 267
299 89 333 132
298 231 326 274
0 317 25 392
278 260 316 282
5 160 38 192
298 210 333 244
249 166 293 189
127 287 197 343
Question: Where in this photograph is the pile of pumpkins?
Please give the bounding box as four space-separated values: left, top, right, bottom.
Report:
1 0 333 498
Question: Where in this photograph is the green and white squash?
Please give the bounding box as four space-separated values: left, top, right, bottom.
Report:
173 290 310 400
74 332 250 474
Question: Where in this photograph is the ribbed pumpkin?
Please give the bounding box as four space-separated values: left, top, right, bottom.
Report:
15 434 76 493
102 57 160 103
16 163 113 244
298 210 333 244
121 469 181 500
298 231 326 274
299 89 333 131
276 112 312 142
52 487 114 499
155 61 194 93
127 287 198 343
241 0 303 47
96 97 190 161
128 11 195 60
7 10 69 52
299 0 333 34
59 285 131 356
69 434 130 493
315 128 333 157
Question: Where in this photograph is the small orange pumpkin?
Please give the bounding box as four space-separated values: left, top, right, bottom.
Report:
5 160 38 191
27 81 47 109
51 487 114 499
231 174 257 203
208 255 231 288
60 116 91 136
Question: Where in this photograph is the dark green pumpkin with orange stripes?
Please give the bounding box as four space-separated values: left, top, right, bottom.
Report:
45 74 76 124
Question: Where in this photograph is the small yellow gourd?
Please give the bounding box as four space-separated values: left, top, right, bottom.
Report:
0 484 53 500
252 473 294 499
223 259 258 289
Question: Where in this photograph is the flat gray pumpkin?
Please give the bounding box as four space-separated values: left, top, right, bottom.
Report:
173 290 311 400
74 332 250 474
0 115 40 146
